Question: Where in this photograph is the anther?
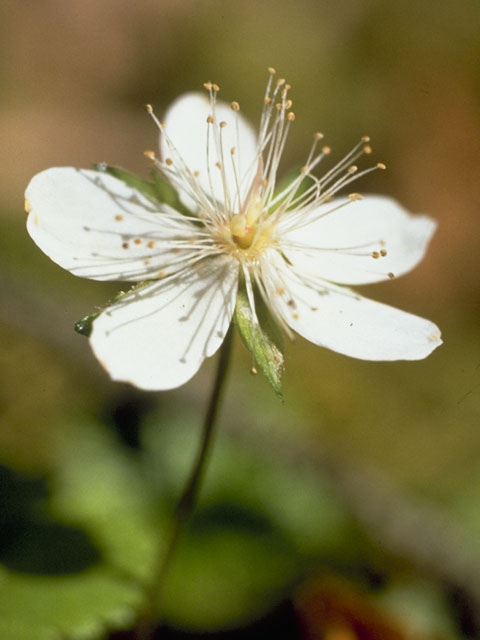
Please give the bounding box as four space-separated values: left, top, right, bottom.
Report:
24 198 32 214
371 251 380 259
144 150 156 161
314 132 324 140
380 249 387 257
165 157 173 166
134 238 142 245
277 78 286 87
377 162 387 170
231 101 240 111
203 81 213 90
250 367 258 375
322 145 331 155
219 121 227 128
215 161 222 169
287 111 296 121
361 135 371 143
264 97 272 105
145 104 153 114
285 84 292 90
285 99 293 109
206 115 214 124
348 165 358 174
193 170 200 177
114 214 123 222
147 240 155 249
268 66 276 75
230 147 236 155
363 145 372 154
122 242 129 249
388 272 395 279
348 193 363 201
212 83 220 92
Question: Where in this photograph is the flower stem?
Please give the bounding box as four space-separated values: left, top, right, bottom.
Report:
136 325 234 639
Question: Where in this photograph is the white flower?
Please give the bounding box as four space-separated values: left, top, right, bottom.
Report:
25 69 441 391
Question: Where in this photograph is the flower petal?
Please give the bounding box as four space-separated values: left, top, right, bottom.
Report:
90 256 239 390
161 92 258 210
261 251 442 361
280 196 436 285
26 167 201 281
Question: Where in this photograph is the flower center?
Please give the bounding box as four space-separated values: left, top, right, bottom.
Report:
219 195 276 261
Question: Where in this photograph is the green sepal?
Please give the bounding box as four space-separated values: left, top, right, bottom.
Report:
269 166 313 213
93 163 187 213
74 281 153 338
74 311 101 337
234 282 284 400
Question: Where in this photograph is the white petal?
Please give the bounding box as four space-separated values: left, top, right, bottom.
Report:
261 251 442 361
280 195 436 285
161 92 258 209
90 256 239 390
26 167 201 281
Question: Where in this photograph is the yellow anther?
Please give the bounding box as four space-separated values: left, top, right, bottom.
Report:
24 198 32 214
377 162 387 170
361 135 371 143
268 66 276 75
287 111 296 121
322 146 331 155
230 147 236 155
215 161 222 169
250 367 258 375
203 81 213 90
145 103 153 114
277 78 286 86
371 251 380 259
285 99 293 109
380 249 387 257
264 97 272 105
348 193 363 201
206 115 214 124
314 132 324 140
212 83 220 92
348 165 358 174
219 121 227 128
144 150 156 160
388 272 395 279
231 101 240 111
165 157 173 166
363 145 372 154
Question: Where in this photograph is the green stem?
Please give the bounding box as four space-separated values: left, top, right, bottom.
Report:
136 325 234 639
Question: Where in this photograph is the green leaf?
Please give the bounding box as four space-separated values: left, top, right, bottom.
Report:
0 421 160 640
234 283 284 399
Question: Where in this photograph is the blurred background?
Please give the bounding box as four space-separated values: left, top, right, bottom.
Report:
1 0 479 638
